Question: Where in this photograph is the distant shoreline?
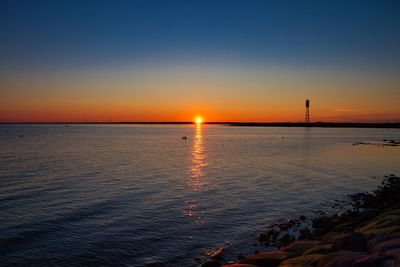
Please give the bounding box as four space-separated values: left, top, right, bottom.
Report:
1 122 400 128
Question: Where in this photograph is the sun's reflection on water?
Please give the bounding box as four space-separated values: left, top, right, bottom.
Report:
184 124 208 221
190 124 208 191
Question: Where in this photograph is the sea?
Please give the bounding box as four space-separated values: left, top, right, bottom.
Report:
0 124 399 266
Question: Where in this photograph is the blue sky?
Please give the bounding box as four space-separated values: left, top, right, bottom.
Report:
1 0 400 70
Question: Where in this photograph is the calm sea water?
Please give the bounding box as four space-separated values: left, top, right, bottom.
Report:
1 124 399 266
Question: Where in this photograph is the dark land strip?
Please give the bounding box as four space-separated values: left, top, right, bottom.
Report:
1 122 400 129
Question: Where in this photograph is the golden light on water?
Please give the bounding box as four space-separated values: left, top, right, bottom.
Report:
184 122 208 222
190 124 207 191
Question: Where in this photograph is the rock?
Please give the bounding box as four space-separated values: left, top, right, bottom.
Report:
280 223 292 231
280 254 323 267
321 232 345 244
373 238 400 253
280 240 320 255
382 259 400 267
356 210 400 236
332 232 366 252
202 260 221 267
298 228 313 240
239 251 296 267
195 257 203 262
316 252 344 267
237 253 245 260
262 228 280 245
352 254 389 267
317 252 366 267
366 234 400 252
312 216 335 234
385 248 400 259
258 233 268 242
279 233 295 247
222 264 258 267
333 219 361 232
303 244 334 256
380 209 400 217
211 247 224 258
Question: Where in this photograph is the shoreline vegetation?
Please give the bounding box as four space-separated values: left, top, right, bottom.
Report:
199 175 400 267
1 122 400 129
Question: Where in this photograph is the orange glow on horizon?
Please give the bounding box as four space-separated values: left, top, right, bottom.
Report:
1 67 400 123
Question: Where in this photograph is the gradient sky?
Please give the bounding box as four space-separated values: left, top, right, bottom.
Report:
1 0 400 122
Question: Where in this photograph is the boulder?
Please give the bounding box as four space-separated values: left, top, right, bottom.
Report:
202 260 221 267
373 238 400 253
239 251 295 267
222 264 258 267
366 235 393 252
379 209 400 217
381 259 400 267
299 228 314 240
356 211 400 236
280 254 323 267
211 247 225 258
316 252 365 267
333 218 363 233
385 248 400 259
303 244 334 256
352 254 389 267
279 233 295 247
258 233 268 242
312 216 334 230
332 232 366 252
281 240 320 255
321 232 345 244
366 234 400 252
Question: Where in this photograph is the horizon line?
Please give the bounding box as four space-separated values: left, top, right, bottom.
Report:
1 121 400 128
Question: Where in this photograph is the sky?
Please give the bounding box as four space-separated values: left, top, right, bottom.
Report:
1 0 400 122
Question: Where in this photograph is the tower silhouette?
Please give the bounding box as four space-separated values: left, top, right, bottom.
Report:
305 99 310 123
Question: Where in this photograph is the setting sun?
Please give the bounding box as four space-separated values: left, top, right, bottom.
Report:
195 116 203 124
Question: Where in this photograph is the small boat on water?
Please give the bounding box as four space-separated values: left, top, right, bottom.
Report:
182 136 188 140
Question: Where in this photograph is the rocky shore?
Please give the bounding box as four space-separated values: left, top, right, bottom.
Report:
202 175 400 267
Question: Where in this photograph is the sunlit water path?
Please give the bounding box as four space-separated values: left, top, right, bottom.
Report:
0 125 399 266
